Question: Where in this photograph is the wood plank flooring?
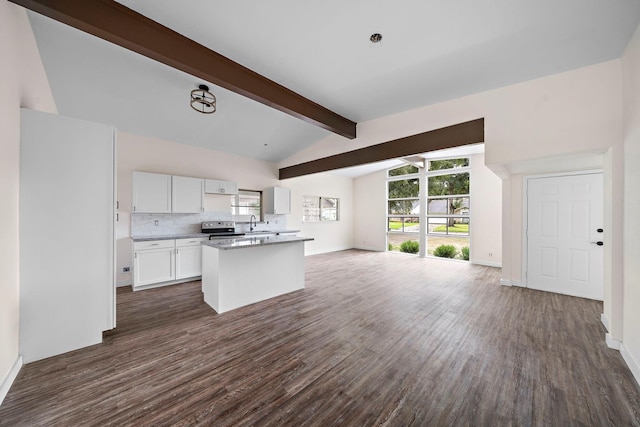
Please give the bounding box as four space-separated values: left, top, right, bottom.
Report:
1 250 639 426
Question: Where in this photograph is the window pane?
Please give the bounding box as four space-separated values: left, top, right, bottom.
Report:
427 198 448 215
321 197 339 221
232 190 261 217
388 178 419 199
427 217 470 235
388 165 419 177
388 199 419 215
451 197 470 215
427 172 469 196
428 197 470 215
388 217 419 232
303 196 320 222
428 158 469 171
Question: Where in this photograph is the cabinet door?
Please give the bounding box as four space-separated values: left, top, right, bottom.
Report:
133 172 172 213
176 245 202 279
172 175 204 213
204 179 221 194
265 187 291 214
274 187 291 214
134 248 175 286
221 180 238 195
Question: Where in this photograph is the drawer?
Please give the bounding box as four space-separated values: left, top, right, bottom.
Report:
176 237 208 247
133 239 175 251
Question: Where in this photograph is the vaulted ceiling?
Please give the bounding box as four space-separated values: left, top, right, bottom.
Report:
25 1 640 163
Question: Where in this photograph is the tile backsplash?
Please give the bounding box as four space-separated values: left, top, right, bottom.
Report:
131 212 287 236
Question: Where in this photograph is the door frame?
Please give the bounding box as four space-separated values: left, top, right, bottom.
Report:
521 169 603 289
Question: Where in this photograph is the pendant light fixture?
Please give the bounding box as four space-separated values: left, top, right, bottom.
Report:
190 84 216 114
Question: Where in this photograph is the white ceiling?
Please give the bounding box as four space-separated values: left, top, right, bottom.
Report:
28 1 640 165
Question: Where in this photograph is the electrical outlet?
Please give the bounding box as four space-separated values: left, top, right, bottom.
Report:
489 252 493 257
123 267 130 272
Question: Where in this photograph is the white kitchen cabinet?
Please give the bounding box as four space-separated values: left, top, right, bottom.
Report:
172 175 204 213
133 172 172 213
176 238 207 279
205 179 238 195
133 240 175 287
264 186 291 214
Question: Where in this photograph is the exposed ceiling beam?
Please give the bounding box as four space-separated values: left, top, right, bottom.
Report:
11 0 357 139
279 119 484 179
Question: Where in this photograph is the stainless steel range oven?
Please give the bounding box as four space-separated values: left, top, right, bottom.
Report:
201 221 245 240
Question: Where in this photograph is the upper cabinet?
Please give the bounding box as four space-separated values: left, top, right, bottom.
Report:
172 175 204 213
133 172 203 213
133 172 172 213
264 187 291 215
205 179 238 195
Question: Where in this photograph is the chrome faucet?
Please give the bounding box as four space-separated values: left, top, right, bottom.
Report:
249 214 257 232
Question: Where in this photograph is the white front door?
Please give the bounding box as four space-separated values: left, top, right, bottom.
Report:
526 173 604 300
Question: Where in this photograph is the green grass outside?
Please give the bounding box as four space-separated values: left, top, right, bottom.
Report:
432 224 469 233
388 222 419 230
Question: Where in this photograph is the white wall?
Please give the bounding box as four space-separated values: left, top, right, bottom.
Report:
117 131 355 284
622 21 640 384
0 1 56 398
285 173 354 255
469 153 502 266
354 170 388 251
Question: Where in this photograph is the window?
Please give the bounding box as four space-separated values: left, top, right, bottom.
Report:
387 166 420 233
303 196 339 222
387 158 470 258
232 190 261 220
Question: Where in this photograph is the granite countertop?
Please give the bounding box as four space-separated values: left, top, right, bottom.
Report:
131 229 300 242
131 233 209 242
203 235 313 250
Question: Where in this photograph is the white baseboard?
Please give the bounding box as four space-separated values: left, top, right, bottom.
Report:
600 313 610 332
511 281 524 287
620 343 640 387
0 355 23 406
500 279 512 287
605 333 621 350
471 260 502 268
116 279 132 287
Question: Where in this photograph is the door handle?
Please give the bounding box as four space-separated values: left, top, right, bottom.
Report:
597 228 603 233
590 241 604 246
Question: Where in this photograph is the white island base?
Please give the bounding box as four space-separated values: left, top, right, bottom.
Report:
201 238 309 313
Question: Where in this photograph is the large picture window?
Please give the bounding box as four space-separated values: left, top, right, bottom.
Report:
387 159 470 259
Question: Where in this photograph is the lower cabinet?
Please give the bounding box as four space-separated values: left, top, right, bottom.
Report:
176 238 205 279
133 238 207 289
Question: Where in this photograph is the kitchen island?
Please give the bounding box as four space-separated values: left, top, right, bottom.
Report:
201 235 314 313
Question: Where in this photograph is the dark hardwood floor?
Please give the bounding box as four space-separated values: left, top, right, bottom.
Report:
2 250 639 426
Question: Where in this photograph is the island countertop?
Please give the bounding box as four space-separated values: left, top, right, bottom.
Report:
203 235 313 250
131 229 301 242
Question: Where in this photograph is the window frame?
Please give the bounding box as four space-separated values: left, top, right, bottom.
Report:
303 195 340 222
232 189 262 221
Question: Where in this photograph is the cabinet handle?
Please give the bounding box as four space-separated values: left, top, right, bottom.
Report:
134 253 137 259
175 249 179 254
220 188 225 193
133 206 136 211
